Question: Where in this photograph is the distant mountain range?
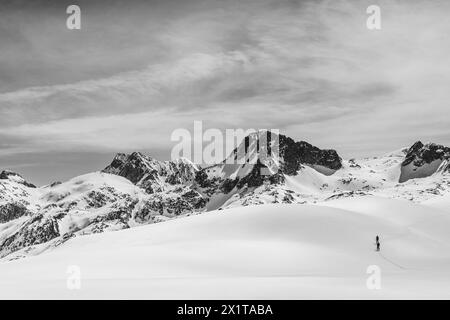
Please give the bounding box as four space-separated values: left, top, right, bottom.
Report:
0 132 449 260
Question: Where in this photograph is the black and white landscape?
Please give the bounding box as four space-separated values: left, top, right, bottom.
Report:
1 134 450 298
1 0 450 299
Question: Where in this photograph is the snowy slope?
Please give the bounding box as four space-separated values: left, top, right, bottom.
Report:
0 172 204 260
1 199 450 299
0 171 40 209
0 136 449 264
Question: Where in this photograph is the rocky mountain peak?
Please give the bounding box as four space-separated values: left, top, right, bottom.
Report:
400 141 450 182
102 152 198 193
0 170 36 188
197 132 343 195
402 141 450 167
278 135 342 175
222 131 342 175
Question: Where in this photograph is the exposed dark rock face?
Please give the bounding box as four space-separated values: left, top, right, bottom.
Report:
0 214 60 258
236 160 285 189
194 170 210 188
0 203 31 223
400 141 450 182
166 161 198 185
102 152 198 193
198 131 342 193
181 189 208 209
278 135 342 175
85 190 115 208
402 141 450 167
101 152 208 221
134 189 206 223
104 153 145 184
90 209 132 231
0 170 36 188
49 181 62 187
220 178 239 194
0 170 19 180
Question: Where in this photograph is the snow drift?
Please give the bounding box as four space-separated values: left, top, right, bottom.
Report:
1 197 450 299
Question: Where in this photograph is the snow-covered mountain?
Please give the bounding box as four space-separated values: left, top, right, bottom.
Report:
0 133 449 261
102 152 199 192
400 141 450 182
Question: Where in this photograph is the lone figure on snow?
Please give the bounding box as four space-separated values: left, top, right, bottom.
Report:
376 235 380 252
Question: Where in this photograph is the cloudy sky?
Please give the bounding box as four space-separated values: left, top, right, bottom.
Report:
1 0 449 185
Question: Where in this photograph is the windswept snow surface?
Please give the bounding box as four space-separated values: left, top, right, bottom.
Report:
1 198 450 299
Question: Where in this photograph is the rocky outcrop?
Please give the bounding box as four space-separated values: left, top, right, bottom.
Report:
0 170 36 188
102 152 198 193
0 214 60 258
0 203 31 223
402 141 450 167
400 141 450 182
278 134 342 175
134 189 207 223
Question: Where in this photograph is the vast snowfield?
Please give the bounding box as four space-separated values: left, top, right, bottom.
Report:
1 195 450 299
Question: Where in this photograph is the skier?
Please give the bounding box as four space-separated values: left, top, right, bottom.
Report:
375 235 380 252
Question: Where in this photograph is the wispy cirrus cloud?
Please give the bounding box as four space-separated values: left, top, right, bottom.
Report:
0 0 449 184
